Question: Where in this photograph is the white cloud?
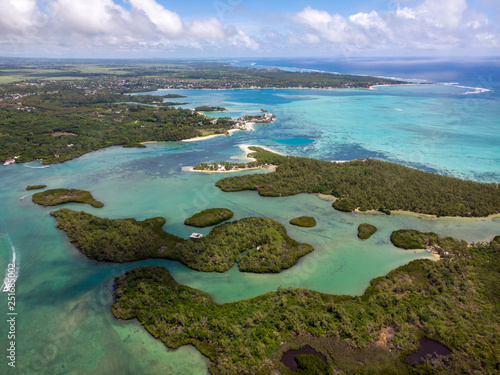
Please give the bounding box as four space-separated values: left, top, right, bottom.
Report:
417 0 467 29
0 0 498 56
49 0 131 36
0 0 45 34
229 31 260 50
0 0 249 54
292 0 499 52
129 0 183 36
188 18 226 39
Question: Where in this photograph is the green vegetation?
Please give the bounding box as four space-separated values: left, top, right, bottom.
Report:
289 216 317 227
215 147 500 217
0 58 402 88
0 59 404 164
32 189 103 207
51 209 313 272
163 94 186 98
26 184 47 190
389 229 464 252
193 160 262 171
0 82 233 164
194 106 226 112
51 209 179 262
184 208 234 227
178 217 313 273
357 223 377 239
295 354 331 374
112 235 500 374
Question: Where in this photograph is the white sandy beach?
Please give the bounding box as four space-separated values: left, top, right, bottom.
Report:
182 129 240 142
183 165 276 173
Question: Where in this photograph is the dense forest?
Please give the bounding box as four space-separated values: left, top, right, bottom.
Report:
112 235 500 374
0 82 233 164
289 216 317 227
184 208 234 227
32 188 104 207
215 148 500 217
357 223 377 239
50 209 313 273
50 209 181 262
26 184 46 190
194 106 226 112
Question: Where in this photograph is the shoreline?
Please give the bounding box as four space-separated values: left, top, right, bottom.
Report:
369 83 422 90
181 129 240 143
152 82 415 92
238 144 285 161
314 192 500 224
183 165 277 173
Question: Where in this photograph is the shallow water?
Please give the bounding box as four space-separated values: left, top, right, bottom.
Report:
0 84 499 374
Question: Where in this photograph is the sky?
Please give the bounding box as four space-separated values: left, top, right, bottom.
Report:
0 0 499 58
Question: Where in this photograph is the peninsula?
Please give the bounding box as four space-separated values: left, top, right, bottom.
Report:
214 147 500 217
184 208 234 227
32 188 104 208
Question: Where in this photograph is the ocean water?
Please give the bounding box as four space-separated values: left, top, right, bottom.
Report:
1 58 499 374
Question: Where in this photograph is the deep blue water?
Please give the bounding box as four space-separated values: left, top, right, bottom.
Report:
233 57 500 91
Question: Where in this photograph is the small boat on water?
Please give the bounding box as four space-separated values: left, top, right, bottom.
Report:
189 233 203 239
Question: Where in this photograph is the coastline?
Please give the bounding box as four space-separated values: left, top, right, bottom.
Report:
182 129 240 143
369 83 421 90
237 144 285 161
183 165 277 173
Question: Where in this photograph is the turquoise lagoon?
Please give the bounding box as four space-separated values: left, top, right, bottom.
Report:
0 85 499 374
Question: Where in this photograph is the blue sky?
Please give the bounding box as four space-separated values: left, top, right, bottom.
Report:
0 0 498 58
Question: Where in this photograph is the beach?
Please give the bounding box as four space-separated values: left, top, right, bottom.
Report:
183 165 276 173
182 129 240 142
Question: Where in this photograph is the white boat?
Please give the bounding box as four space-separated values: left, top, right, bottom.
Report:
189 233 203 239
2 282 13 292
2 269 17 292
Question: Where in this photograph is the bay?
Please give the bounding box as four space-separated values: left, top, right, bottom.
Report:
1 76 499 373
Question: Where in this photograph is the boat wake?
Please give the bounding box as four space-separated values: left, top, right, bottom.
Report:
24 165 49 169
2 235 19 293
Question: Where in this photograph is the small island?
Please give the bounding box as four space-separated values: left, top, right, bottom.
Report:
290 216 317 227
163 93 187 98
357 223 377 239
51 209 313 273
26 184 47 190
32 188 104 208
195 106 226 112
184 208 234 227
